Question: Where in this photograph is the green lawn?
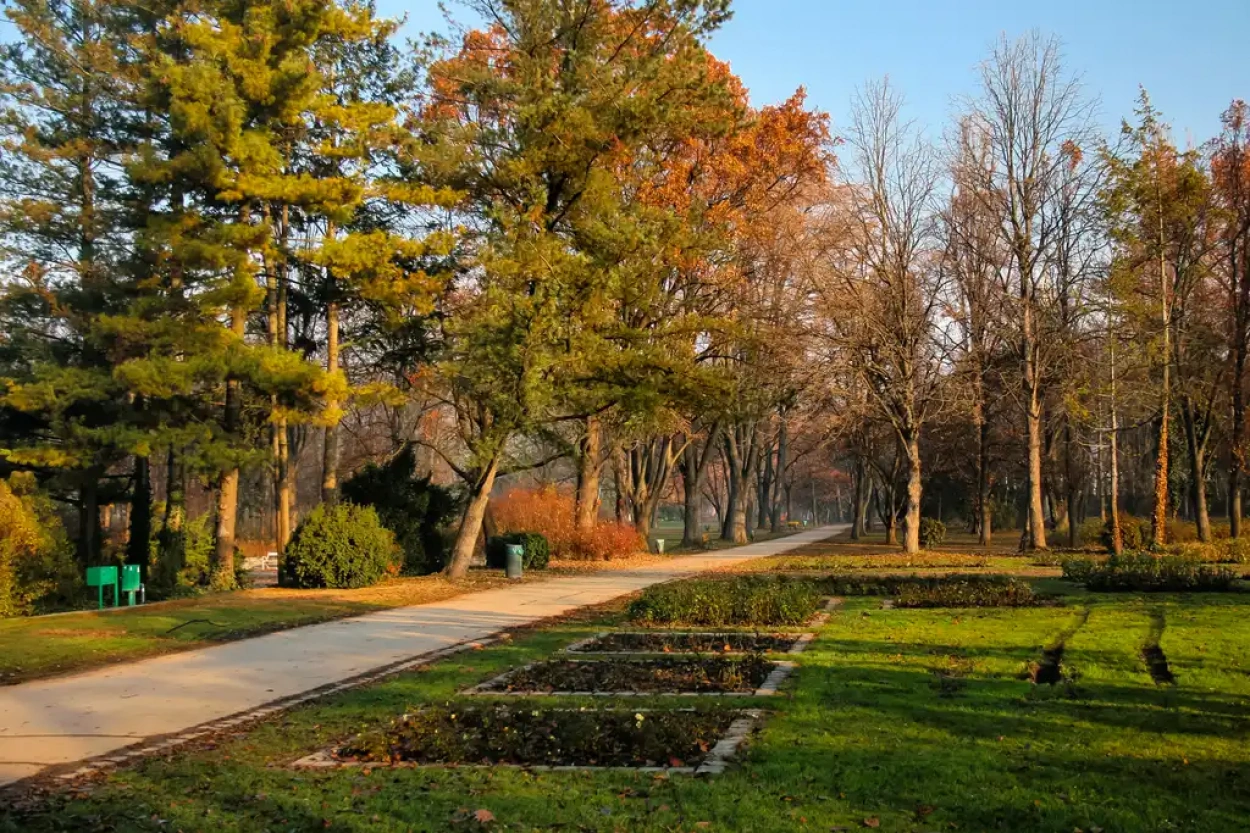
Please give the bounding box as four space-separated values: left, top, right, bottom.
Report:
7 580 1248 832
0 571 541 685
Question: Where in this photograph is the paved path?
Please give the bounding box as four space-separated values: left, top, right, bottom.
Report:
0 526 840 786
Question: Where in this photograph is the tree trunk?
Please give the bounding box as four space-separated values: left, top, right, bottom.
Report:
213 305 246 590
756 444 772 530
770 419 788 532
903 432 922 554
1151 229 1171 549
851 457 867 540
1152 407 1170 548
1064 418 1078 549
574 416 602 531
612 444 628 524
1023 284 1048 550
321 298 341 505
1181 397 1212 543
678 425 720 547
721 472 737 541
729 482 750 544
1109 344 1123 556
445 458 499 578
78 475 101 566
1231 276 1246 536
683 473 701 546
159 448 186 571
127 454 152 581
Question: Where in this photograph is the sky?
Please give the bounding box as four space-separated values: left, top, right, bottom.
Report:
389 0 1250 146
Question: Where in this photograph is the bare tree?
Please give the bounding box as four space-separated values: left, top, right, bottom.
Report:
943 118 1010 545
815 79 944 553
962 32 1099 550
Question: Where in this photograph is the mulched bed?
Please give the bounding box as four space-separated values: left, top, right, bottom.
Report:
473 656 777 694
333 705 740 768
569 631 804 654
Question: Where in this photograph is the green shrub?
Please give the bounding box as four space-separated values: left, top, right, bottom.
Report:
1 476 80 616
281 503 400 589
1062 553 1239 592
1076 517 1105 547
1098 516 1151 552
341 445 458 575
485 531 550 570
628 576 822 626
918 517 946 548
819 573 1044 607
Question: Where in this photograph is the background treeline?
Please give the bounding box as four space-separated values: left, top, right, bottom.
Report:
2 0 1248 616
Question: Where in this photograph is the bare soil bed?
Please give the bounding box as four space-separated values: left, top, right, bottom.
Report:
470 656 780 694
331 705 745 769
567 631 807 654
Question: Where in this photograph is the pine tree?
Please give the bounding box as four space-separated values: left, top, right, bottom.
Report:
0 0 143 564
417 0 741 576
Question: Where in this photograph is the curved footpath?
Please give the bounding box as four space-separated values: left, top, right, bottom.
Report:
0 526 841 788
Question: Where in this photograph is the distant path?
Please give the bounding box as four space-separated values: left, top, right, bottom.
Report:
0 526 842 787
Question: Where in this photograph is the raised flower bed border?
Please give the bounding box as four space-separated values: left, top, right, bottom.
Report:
462 658 797 697
291 708 764 776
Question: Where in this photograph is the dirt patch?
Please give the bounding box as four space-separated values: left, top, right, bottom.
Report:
1142 609 1177 685
33 628 120 638
1028 607 1090 686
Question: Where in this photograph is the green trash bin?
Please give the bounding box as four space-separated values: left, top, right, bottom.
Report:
85 565 119 609
505 544 524 579
120 564 142 606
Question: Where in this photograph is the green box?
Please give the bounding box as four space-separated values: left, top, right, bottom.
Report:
85 565 118 609
120 564 142 605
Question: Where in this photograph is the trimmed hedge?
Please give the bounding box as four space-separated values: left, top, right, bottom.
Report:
818 573 1045 607
627 576 822 626
281 503 400 589
1165 539 1250 564
1062 554 1239 592
485 531 550 570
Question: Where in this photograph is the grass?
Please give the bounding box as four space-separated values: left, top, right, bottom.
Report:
0 555 668 686
6 552 1250 832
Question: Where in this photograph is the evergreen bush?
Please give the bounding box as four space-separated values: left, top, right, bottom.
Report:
281 503 400 589
485 531 551 570
918 517 946 548
341 445 458 575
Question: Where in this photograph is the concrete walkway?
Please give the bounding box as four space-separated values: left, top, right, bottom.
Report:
0 526 840 787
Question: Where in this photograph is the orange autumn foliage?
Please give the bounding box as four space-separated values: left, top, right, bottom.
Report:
491 486 644 561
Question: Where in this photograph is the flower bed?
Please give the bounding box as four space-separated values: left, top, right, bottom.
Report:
468 655 790 695
566 631 811 655
316 705 755 772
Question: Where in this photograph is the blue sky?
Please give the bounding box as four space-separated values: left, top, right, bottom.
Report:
390 0 1249 146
